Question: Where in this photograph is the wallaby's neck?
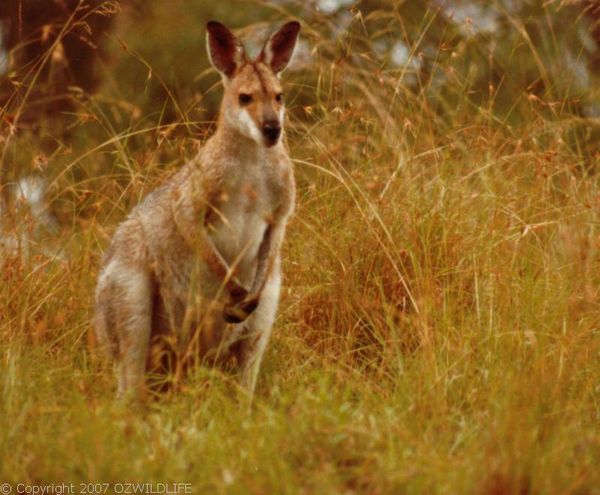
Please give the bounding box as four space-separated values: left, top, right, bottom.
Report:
213 123 260 155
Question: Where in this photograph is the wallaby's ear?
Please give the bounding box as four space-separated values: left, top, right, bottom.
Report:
206 21 246 78
259 21 301 74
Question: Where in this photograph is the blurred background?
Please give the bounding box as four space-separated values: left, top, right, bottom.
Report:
1 0 599 190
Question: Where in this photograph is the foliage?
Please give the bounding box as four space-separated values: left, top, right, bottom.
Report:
1 0 599 493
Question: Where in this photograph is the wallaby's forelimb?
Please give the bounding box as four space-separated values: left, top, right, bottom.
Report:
250 225 273 294
171 188 249 300
202 232 249 300
223 223 285 324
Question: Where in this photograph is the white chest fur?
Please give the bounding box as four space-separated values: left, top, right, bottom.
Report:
209 171 275 284
211 204 267 280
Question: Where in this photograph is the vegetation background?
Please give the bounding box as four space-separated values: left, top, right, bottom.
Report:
1 0 599 493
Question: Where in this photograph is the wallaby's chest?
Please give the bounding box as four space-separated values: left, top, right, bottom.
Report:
209 170 279 277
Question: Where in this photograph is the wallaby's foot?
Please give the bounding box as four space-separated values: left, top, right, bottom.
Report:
223 297 259 323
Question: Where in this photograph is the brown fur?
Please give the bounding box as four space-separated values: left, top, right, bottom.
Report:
94 21 300 399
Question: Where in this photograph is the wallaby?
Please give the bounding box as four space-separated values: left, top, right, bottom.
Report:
94 20 300 399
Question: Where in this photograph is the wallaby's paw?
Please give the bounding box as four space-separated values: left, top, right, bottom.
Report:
228 283 249 303
223 307 247 323
240 297 259 314
223 297 259 323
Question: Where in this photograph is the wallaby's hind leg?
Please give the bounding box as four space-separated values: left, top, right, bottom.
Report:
234 261 282 398
95 261 153 400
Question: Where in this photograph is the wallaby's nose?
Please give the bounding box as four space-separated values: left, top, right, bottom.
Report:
262 120 281 145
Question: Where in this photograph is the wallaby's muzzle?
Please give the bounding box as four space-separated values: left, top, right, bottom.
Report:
262 120 281 146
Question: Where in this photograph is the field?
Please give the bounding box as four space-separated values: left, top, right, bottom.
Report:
1 1 599 493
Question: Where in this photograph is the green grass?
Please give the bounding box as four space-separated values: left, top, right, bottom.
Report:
1 1 600 493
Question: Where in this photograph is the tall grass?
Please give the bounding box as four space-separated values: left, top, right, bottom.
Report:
1 1 599 493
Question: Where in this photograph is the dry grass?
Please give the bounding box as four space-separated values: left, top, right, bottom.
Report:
1 1 599 493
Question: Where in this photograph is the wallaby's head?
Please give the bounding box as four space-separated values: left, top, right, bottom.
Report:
206 20 300 148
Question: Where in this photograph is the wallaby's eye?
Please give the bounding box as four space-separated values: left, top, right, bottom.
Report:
238 93 253 105
275 93 284 103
